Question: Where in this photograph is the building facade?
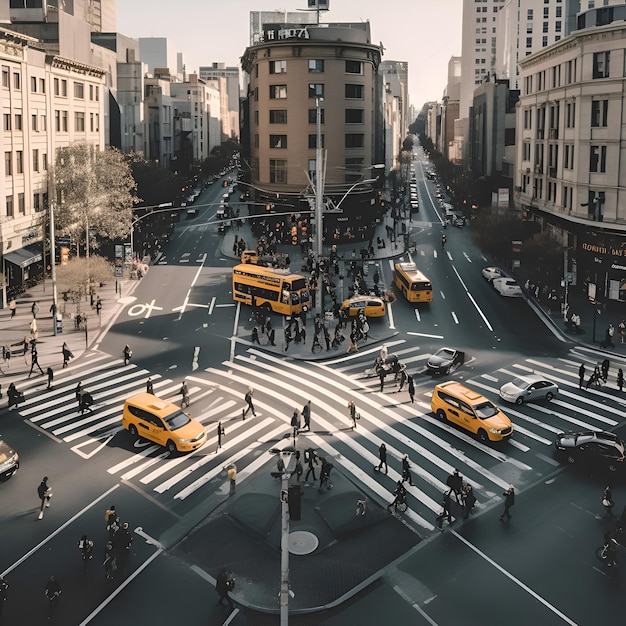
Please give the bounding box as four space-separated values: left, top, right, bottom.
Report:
199 63 240 141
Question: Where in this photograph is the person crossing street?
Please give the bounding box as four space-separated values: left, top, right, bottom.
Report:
242 387 256 419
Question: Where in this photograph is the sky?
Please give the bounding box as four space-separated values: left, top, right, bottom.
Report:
116 0 462 112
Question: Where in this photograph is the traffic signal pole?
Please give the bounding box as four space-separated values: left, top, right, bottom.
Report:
279 448 296 625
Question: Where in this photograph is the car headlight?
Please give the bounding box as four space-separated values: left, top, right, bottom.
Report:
488 427 501 434
177 437 193 444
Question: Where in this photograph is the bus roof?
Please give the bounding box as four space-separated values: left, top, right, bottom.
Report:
396 262 418 273
233 264 305 280
395 262 429 281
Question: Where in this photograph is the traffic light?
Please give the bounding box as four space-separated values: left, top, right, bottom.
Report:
288 485 301 521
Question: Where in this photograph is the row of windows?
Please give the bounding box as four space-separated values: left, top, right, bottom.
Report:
4 112 47 132
268 59 364 75
3 108 98 134
268 157 365 185
520 142 610 174
263 83 365 100
5 191 46 218
522 98 609 133
2 67 100 100
260 133 365 149
5 149 47 176
267 108 365 124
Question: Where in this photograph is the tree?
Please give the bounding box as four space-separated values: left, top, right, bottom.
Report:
56 255 114 310
52 143 138 257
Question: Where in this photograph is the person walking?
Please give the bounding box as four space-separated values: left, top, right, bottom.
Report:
75 382 83 407
301 400 311 431
619 320 626 344
217 422 225 449
578 363 585 389
9 298 16 318
180 380 189 408
407 375 415 403
462 484 477 519
7 383 20 410
347 330 359 353
397 364 408 392
122 344 132 366
37 477 52 520
105 505 117 531
79 390 94 415
113 522 132 574
61 342 73 368
378 367 386 393
146 378 154 394
227 463 237 495
499 486 515 521
242 387 256 419
603 485 614 517
401 455 414 486
294 450 303 482
304 448 318 483
46 367 54 390
103 541 117 581
31 301 39 319
376 443 388 474
348 400 358 429
618 369 624 393
0 576 7 617
28 348 44 377
251 326 260 345
44 576 61 618
215 569 234 608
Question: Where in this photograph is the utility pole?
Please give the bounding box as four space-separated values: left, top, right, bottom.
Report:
278 447 295 625
48 178 58 335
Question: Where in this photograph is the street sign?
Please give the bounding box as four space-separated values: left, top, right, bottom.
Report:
56 235 71 246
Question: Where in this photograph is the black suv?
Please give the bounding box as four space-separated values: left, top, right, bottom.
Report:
554 431 625 472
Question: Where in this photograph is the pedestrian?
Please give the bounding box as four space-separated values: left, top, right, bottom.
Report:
103 541 117 580
9 298 16 318
30 317 38 339
123 344 132 365
294 450 303 482
0 576 7 617
105 505 117 531
397 364 408 391
601 358 610 382
499 486 515 521
407 375 415 403
603 485 614 517
376 443 388 474
28 348 44 377
62 342 73 368
217 421 225 449
227 463 237 495
347 330 359 353
46 367 54 390
378 367 386 393
112 522 132 574
301 400 311 431
348 400 358 429
318 457 333 492
268 326 276 346
401 454 414 486
242 386 256 419
462 484 477 519
620 320 626 344
95 297 102 316
284 326 292 351
7 382 20 409
37 476 52 520
604 531 619 568
388 480 407 512
31 301 39 318
79 390 94 415
251 326 260 345
290 409 300 433
323 325 331 351
578 363 585 389
75 382 83 407
78 535 94 563
618 369 624 393
44 576 61 617
2 344 10 370
215 569 234 608
146 377 154 394
304 448 318 482
180 379 189 408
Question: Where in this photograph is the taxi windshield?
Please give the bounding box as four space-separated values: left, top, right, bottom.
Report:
164 410 191 431
474 401 499 419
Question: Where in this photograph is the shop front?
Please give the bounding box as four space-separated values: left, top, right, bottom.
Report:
2 242 44 305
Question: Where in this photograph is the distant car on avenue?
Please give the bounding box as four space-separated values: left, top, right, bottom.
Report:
481 266 506 282
492 277 523 297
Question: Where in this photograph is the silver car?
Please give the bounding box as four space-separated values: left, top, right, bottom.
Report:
499 375 558 405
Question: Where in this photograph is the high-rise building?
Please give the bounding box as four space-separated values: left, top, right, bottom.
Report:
199 63 240 141
138 37 179 77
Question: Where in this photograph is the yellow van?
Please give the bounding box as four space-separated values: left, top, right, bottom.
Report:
122 393 206 453
431 382 513 443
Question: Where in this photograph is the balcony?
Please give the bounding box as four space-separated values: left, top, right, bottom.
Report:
549 128 558 140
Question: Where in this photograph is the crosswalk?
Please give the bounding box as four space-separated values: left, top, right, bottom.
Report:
8 342 626 536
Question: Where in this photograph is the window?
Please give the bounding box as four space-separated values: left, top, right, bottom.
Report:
33 192 41 212
543 21 549 33
591 100 608 127
15 151 23 174
5 195 13 217
254 110 258 125
269 84 287 99
523 108 531 129
74 81 84 99
269 159 288 184
254 134 259 148
33 148 39 172
526 37 533 48
30 76 37 92
308 134 324 148
564 144 574 169
4 151 11 176
31 114 37 131
14 114 22 131
62 110 68 132
566 59 576 84
3 113 10 131
590 145 607 173
522 142 531 161
345 133 364 148
593 51 610 78
60 79 67 96
308 83 324 98
54 77 59 95
345 109 364 124
13 72 20 90
562 184 572 210
345 60 363 74
566 101 576 128
269 110 287 124
18 192 24 214
345 84 364 99
42 153 47 170
269 134 287 149
75 111 85 132
308 159 317 184
1 67 8 88
308 59 324 73
55 110 61 132
94 86 99 101
308 108 324 124
269 60 287 74
40 114 46 131
40 78 45 93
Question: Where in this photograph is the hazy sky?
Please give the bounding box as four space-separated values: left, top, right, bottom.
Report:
116 0 462 111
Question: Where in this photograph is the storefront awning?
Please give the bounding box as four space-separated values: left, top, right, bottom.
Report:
3 243 43 269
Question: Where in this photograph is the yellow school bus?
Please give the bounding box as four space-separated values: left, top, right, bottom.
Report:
393 262 433 303
232 264 310 315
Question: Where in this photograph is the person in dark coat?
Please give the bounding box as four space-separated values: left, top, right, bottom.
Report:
304 448 318 482
618 369 624 393
242 387 256 419
251 326 260 345
215 569 234 608
44 576 61 617
37 476 52 520
79 391 94 415
7 383 20 409
500 486 515 521
378 368 386 393
401 455 414 486
407 375 415 403
28 348 44 377
578 363 585 389
301 401 311 431
46 367 54 390
217 422 225 449
376 443 388 474
146 378 154 394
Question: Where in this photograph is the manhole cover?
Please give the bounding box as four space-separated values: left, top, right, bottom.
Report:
288 530 319 555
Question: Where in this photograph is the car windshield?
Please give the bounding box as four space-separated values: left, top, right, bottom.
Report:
164 410 191 431
474 401 499 419
511 377 528 388
438 349 454 359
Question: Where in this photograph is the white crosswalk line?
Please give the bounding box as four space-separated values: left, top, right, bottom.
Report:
108 445 162 474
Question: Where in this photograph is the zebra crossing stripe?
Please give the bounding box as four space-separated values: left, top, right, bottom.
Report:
108 445 162 474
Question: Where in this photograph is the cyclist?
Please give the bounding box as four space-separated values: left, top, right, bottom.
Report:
180 380 189 408
388 481 407 512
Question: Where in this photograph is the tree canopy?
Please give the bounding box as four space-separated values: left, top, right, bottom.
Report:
52 143 138 253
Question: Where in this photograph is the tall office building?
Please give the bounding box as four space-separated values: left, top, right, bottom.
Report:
139 37 179 77
198 63 240 141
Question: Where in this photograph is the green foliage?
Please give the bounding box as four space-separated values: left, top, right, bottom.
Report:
471 210 523 262
56 255 113 301
126 152 181 206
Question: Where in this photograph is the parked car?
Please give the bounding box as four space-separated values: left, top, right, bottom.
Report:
340 295 386 318
499 375 558 404
0 439 19 480
554 431 625 472
492 277 523 297
427 348 465 375
481 266 506 282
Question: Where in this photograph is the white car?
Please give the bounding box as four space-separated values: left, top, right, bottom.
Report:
492 277 523 297
481 266 506 282
499 375 558 405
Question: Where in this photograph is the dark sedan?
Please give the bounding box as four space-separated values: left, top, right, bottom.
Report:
0 439 19 480
426 348 465 375
554 431 625 472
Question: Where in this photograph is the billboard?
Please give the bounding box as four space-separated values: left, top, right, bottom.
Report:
307 0 329 8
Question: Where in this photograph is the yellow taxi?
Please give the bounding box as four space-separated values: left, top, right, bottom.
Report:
431 381 513 443
340 295 386 318
122 393 207 453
